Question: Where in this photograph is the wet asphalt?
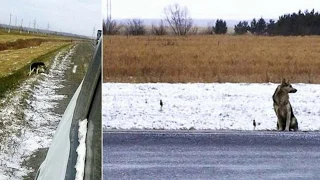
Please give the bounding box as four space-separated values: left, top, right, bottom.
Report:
104 130 320 180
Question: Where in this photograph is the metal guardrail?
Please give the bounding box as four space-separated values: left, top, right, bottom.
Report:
65 37 101 180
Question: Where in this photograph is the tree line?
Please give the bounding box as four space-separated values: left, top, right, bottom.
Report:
104 4 320 36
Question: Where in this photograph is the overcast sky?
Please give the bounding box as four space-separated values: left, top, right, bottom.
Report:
103 0 320 20
0 0 101 37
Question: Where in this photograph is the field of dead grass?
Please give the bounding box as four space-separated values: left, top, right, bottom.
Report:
0 41 70 77
104 35 320 83
0 29 71 42
0 38 45 51
0 29 78 96
0 34 43 43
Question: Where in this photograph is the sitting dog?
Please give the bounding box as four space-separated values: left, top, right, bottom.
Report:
272 78 298 131
29 62 47 76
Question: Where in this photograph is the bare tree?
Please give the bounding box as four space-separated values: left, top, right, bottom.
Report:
125 19 146 35
151 20 168 35
103 19 123 35
164 4 193 36
189 26 199 35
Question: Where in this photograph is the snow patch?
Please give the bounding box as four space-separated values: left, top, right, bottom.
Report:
103 83 320 131
72 65 78 73
75 119 88 180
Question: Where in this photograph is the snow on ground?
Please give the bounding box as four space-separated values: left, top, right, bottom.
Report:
0 46 76 179
72 65 77 74
75 119 88 180
103 83 320 131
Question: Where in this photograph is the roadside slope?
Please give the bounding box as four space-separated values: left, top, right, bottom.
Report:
0 42 94 180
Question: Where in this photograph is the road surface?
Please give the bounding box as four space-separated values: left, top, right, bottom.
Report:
104 130 320 180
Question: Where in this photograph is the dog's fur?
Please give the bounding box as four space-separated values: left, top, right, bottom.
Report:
272 78 298 131
29 62 47 76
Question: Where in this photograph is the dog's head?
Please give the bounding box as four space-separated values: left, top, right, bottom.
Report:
281 78 297 93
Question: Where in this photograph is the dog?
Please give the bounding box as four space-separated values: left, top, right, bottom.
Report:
272 78 298 131
29 62 47 76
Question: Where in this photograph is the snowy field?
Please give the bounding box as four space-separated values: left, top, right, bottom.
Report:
103 83 320 131
0 46 75 179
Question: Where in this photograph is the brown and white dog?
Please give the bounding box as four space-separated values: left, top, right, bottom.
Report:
272 78 298 131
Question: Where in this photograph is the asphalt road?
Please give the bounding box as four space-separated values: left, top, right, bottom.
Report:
104 130 320 180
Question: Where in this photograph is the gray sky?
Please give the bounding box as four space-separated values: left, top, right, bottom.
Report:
0 0 101 37
103 0 320 20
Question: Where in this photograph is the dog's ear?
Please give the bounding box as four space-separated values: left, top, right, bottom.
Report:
281 78 286 85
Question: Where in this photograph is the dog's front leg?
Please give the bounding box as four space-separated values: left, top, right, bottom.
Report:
285 104 291 131
29 68 35 76
274 107 283 131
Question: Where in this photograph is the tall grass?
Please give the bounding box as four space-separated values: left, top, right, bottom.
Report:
104 35 320 83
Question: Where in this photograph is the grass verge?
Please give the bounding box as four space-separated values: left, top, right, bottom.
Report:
0 28 74 42
0 43 72 98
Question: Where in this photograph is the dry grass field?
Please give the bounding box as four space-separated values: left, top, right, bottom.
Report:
0 29 75 96
104 35 320 83
0 29 71 43
0 34 43 43
0 35 71 43
0 41 70 77
0 29 75 78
